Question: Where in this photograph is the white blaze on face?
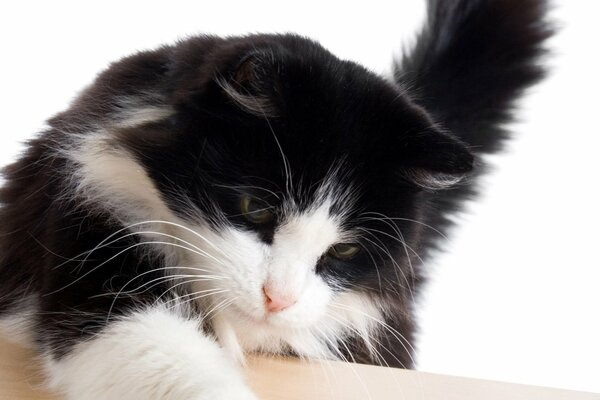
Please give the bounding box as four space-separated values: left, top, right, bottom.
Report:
266 201 341 306
211 195 384 360
202 198 345 327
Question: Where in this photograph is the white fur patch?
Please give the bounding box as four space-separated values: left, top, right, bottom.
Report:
110 95 174 128
114 104 174 128
66 132 172 223
44 305 257 400
266 201 341 310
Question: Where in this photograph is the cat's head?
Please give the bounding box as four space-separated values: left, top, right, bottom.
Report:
70 34 473 360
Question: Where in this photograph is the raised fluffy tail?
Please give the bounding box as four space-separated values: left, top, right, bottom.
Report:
396 0 552 153
395 0 552 252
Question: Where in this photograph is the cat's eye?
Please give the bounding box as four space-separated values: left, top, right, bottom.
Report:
240 196 274 224
327 243 360 260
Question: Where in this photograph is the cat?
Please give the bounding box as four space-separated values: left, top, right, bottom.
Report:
0 0 551 399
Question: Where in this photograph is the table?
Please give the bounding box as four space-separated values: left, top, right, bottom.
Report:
1 335 598 400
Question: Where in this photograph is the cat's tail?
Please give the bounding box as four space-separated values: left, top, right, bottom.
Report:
395 0 552 153
394 0 552 251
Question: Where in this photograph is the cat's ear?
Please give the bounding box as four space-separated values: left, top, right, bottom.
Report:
397 126 474 190
217 51 279 117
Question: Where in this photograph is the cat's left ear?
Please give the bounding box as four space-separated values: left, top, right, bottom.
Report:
397 126 475 190
217 50 281 117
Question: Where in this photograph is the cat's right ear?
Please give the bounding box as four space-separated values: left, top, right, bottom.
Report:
216 51 280 117
396 125 475 191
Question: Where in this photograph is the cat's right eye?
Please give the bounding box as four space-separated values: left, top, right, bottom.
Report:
327 243 361 260
240 196 274 224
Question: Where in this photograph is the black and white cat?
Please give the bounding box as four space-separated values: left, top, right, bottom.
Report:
0 1 550 399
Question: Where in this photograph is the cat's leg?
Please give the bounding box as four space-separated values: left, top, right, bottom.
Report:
42 306 257 400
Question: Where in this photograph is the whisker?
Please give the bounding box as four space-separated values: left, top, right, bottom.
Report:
90 271 226 299
28 232 93 262
106 268 227 298
212 183 281 200
165 290 231 312
330 302 417 365
163 288 229 308
358 226 422 290
88 220 230 260
313 325 374 400
308 327 348 396
226 205 276 218
51 221 228 272
357 231 412 297
357 242 384 295
357 212 447 240
119 230 226 265
360 222 426 267
44 240 226 296
201 296 237 322
261 109 293 197
70 229 226 273
153 277 225 306
325 311 423 400
325 311 401 368
107 281 227 322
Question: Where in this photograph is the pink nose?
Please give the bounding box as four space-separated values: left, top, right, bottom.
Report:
263 285 297 313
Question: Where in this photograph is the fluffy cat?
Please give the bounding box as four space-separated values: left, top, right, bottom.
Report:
0 0 550 399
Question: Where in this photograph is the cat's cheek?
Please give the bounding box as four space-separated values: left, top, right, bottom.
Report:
187 226 271 319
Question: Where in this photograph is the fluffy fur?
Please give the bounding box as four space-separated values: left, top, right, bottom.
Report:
0 1 551 399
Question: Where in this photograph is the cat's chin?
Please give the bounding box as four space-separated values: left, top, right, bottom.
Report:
225 301 323 331
220 304 346 361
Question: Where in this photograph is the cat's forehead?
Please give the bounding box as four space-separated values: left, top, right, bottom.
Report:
217 79 406 198
280 163 358 217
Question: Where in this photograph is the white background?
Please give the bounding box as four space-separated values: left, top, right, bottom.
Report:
1 0 599 394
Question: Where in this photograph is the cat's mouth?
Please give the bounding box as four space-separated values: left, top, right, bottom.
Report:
229 300 286 326
224 296 318 330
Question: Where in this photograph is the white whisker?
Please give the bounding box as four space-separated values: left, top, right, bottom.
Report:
212 183 281 200
330 302 417 365
313 325 374 400
44 240 226 296
358 212 447 240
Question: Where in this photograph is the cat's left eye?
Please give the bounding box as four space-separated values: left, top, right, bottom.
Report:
327 243 360 260
240 196 274 224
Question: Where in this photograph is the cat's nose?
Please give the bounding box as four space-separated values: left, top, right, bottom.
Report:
263 284 297 313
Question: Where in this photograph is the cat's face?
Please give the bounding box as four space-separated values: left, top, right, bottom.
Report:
102 36 473 355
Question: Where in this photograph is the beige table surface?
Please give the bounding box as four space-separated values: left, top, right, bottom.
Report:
1 334 598 400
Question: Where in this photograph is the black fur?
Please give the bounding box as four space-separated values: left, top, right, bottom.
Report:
0 0 550 373
397 0 553 253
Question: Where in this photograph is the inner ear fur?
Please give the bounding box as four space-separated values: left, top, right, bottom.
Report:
398 126 474 190
217 51 279 117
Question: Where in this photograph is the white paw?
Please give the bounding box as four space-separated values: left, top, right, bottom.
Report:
45 308 261 400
